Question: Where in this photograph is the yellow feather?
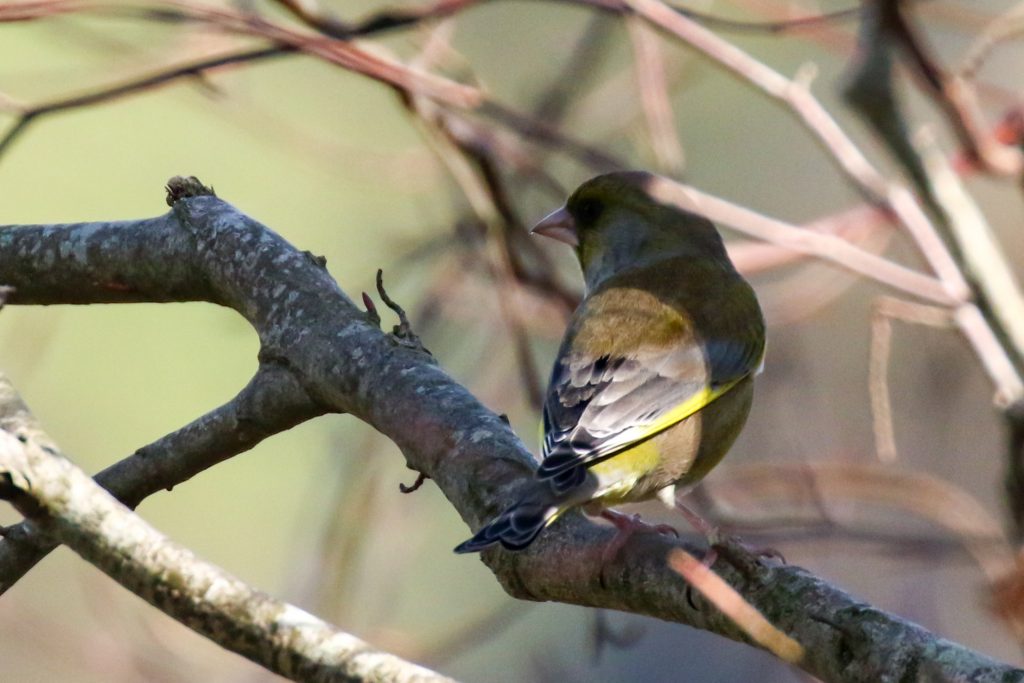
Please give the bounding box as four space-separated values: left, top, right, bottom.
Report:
588 438 661 504
638 377 742 440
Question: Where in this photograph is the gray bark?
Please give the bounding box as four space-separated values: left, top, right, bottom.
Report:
0 177 1019 682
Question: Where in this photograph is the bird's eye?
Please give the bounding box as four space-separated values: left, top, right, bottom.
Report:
574 198 604 224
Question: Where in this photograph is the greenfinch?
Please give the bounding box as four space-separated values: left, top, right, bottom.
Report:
455 171 765 553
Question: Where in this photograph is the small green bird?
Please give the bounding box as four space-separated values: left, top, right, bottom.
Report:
455 171 765 553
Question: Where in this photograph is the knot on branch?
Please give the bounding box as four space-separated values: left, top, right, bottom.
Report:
165 176 216 206
303 251 328 268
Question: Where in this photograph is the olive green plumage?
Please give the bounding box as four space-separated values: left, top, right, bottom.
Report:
455 171 765 553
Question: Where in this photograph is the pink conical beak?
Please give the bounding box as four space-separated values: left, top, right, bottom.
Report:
530 205 578 246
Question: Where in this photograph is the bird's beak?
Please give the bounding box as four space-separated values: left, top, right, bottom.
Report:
531 205 578 246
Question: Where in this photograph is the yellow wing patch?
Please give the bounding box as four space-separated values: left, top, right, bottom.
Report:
636 376 742 441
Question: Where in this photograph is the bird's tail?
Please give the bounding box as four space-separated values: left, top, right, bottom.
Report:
454 498 564 553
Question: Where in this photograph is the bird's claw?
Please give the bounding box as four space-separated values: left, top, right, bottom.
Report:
599 509 679 563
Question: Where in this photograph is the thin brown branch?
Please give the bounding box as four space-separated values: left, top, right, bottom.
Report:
888 0 1024 176
0 47 292 158
276 0 861 37
956 2 1024 79
641 176 959 306
869 296 957 463
625 0 971 306
626 14 685 174
705 461 1014 584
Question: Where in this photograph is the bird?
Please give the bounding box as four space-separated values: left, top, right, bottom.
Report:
454 171 765 554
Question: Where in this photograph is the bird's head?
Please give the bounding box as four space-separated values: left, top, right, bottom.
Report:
532 171 729 292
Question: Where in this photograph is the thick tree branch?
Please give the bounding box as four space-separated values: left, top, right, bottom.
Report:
1 183 1021 681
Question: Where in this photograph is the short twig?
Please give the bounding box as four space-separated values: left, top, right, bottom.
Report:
869 296 956 463
376 269 430 354
399 471 430 494
668 549 803 663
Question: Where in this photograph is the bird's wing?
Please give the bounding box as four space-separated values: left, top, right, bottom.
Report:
537 309 761 492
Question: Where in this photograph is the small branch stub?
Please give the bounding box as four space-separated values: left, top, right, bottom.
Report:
362 291 382 329
165 176 216 206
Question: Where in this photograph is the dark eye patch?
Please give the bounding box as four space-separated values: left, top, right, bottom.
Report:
574 197 604 224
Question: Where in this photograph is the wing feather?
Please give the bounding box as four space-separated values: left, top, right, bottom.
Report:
537 283 763 490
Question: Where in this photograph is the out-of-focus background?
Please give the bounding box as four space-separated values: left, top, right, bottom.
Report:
2 1 1024 681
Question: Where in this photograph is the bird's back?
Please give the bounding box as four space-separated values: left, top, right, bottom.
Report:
541 255 764 503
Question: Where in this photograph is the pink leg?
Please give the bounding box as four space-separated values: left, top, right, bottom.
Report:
674 500 785 568
671 499 721 566
673 500 719 543
599 509 678 562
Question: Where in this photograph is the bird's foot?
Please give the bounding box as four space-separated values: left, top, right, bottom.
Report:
672 500 785 568
598 509 678 563
711 536 785 579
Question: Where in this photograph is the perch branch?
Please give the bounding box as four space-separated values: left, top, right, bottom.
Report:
0 185 1020 681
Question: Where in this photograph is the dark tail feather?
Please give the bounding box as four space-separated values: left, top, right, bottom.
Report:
454 500 561 553
536 452 577 479
536 454 588 495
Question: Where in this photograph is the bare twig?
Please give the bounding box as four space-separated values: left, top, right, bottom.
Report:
641 176 958 306
626 0 970 305
376 269 429 351
869 296 956 463
915 129 1024 402
626 14 685 174
0 47 290 158
877 0 1024 177
957 2 1024 80
399 470 430 493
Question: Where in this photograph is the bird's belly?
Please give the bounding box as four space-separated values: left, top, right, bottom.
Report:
587 438 664 504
